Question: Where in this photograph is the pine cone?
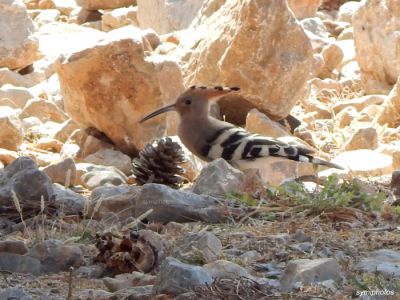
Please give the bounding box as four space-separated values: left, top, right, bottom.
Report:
132 137 186 186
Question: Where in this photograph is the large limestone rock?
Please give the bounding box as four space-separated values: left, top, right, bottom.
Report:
55 26 184 155
0 0 40 70
287 0 322 20
76 0 136 10
184 0 314 120
354 0 400 93
137 0 205 34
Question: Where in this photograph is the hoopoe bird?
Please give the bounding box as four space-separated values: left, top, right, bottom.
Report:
140 86 343 170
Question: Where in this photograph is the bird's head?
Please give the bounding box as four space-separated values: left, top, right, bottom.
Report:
139 85 240 123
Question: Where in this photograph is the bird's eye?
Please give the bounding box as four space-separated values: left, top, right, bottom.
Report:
184 99 192 105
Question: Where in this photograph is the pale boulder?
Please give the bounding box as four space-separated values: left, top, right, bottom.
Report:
184 0 314 120
37 23 105 60
0 0 40 70
34 9 60 26
375 78 400 128
245 109 290 138
338 1 362 24
342 127 378 151
0 85 34 108
101 7 138 32
0 68 36 88
137 0 205 34
19 99 68 123
235 156 315 186
332 95 385 114
35 137 63 152
354 0 400 93
65 128 114 159
330 150 393 176
0 149 19 165
76 0 136 10
68 7 102 25
42 157 77 186
55 26 184 155
52 119 80 143
321 43 343 73
337 27 354 40
335 106 358 128
0 107 23 151
287 0 322 20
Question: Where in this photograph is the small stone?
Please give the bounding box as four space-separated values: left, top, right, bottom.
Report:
204 260 258 281
192 158 245 197
103 272 155 292
153 257 212 295
75 264 105 279
75 289 112 300
291 230 312 243
135 183 237 223
84 148 132 175
391 170 400 196
356 249 400 279
290 242 314 253
28 239 83 273
88 185 142 220
342 127 378 151
111 286 154 300
81 164 128 189
0 288 32 300
0 240 28 255
0 253 40 275
0 157 54 212
42 157 77 187
173 232 222 264
240 250 263 263
52 183 85 215
280 258 341 292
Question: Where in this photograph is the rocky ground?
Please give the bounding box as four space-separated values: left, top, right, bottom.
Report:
1 0 400 299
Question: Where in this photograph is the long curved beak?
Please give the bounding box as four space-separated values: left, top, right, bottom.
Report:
139 104 176 123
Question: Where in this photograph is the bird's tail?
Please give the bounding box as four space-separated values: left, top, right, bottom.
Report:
299 154 344 170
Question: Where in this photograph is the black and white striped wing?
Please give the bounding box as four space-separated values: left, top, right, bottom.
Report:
201 126 313 162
